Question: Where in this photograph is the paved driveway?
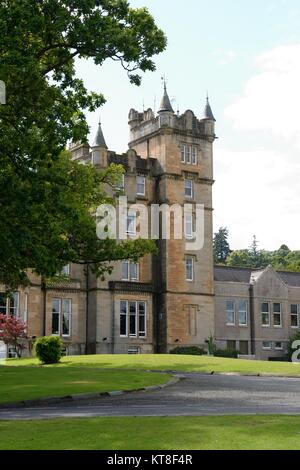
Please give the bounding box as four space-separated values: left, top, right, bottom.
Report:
2 373 300 420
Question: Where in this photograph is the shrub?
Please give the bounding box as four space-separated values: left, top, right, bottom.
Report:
169 346 206 356
35 336 63 364
214 348 239 359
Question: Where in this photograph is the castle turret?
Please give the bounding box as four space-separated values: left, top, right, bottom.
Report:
157 82 175 128
91 119 108 166
200 96 216 139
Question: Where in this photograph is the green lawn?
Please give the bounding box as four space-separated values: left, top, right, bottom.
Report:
5 353 300 376
0 366 170 404
1 416 300 450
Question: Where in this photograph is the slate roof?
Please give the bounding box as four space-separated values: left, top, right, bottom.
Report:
214 265 300 287
92 120 108 148
201 97 216 121
158 84 174 114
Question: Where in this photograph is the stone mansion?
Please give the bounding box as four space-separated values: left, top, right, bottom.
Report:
1 85 300 361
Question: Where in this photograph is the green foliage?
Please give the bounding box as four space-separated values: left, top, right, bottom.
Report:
169 346 206 356
214 349 239 359
35 336 63 364
205 333 217 355
213 227 231 263
0 1 166 288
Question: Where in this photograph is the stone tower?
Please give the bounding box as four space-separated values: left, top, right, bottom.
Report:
128 84 216 352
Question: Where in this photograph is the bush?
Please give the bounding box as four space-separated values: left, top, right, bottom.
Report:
35 336 63 364
214 348 239 359
169 346 206 356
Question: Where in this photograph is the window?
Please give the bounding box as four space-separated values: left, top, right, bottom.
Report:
261 302 270 327
126 212 136 235
184 179 193 199
137 176 145 196
262 341 272 350
273 303 282 327
274 341 283 350
185 257 194 282
227 340 236 350
121 261 139 281
120 301 127 337
226 301 235 325
52 299 60 335
239 341 249 355
62 299 72 336
181 145 198 165
238 300 247 326
0 293 19 317
191 147 197 165
61 264 70 276
52 298 72 336
185 214 194 239
291 304 299 328
119 301 146 338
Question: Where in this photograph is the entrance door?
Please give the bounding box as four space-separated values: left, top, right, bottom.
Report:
239 341 249 355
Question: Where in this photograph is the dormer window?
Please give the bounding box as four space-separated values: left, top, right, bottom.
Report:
181 145 198 165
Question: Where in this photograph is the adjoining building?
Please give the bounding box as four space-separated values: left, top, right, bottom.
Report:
1 85 299 360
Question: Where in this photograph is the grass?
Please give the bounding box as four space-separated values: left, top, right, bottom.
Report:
4 353 300 376
1 416 300 450
0 367 170 404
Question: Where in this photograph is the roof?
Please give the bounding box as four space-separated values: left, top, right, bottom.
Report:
214 265 300 287
158 84 174 114
92 120 108 148
201 96 216 121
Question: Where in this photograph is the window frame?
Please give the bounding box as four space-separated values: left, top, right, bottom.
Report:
126 212 137 236
184 179 193 199
273 302 282 328
261 302 270 327
121 261 139 282
226 300 235 326
274 341 283 351
52 298 72 337
119 300 146 339
291 304 299 328
185 257 194 282
136 175 146 196
262 341 272 350
238 300 248 327
184 213 194 240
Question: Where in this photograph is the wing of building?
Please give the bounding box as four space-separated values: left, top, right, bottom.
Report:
1 86 300 360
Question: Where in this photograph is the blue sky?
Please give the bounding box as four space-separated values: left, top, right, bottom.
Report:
75 0 300 251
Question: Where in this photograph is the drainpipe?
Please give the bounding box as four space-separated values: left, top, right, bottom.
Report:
249 284 256 356
41 278 46 337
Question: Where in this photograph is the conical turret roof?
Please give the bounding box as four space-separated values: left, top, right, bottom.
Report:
92 119 108 148
202 96 216 121
158 83 174 114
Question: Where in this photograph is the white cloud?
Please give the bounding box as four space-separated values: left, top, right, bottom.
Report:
225 44 300 146
213 147 300 251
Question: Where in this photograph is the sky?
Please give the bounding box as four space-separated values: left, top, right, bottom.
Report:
75 0 300 251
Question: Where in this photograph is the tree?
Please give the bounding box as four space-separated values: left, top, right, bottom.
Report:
226 249 253 268
0 314 27 357
213 227 231 263
0 1 166 287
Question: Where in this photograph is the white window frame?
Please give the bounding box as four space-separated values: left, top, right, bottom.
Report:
261 302 270 327
184 179 193 199
238 300 248 326
121 261 139 282
273 303 282 328
120 300 146 339
262 341 272 350
185 257 194 282
126 212 136 236
274 341 283 351
0 292 19 317
61 264 70 276
52 298 72 337
291 304 299 328
137 175 146 196
226 300 235 326
191 147 198 165
62 298 72 337
120 300 128 337
184 214 194 239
